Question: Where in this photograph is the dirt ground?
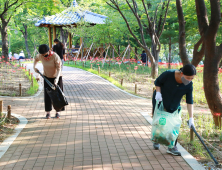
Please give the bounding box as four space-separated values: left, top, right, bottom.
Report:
0 63 32 96
0 116 19 145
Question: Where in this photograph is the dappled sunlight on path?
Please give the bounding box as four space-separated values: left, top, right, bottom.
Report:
0 65 195 170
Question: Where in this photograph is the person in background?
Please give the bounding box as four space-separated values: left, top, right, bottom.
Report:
71 43 79 53
19 50 25 60
14 53 19 60
53 38 65 67
75 43 80 49
9 52 12 60
152 64 196 156
141 50 147 65
33 44 64 119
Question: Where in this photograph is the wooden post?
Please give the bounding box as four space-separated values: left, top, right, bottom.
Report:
75 61 76 65
90 64 92 69
19 60 21 66
68 32 72 48
19 83 22 96
48 26 52 49
98 66 100 74
109 71 111 77
28 69 30 76
31 74 33 87
83 62 84 67
68 61 69 65
135 83 137 94
121 78 123 86
0 101 3 113
190 129 194 142
53 25 56 42
7 105 11 119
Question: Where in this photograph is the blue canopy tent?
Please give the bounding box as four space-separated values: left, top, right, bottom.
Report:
35 0 107 49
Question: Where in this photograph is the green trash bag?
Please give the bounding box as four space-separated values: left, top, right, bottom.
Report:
151 100 182 148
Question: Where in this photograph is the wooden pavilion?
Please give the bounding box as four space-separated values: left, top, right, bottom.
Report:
35 0 107 49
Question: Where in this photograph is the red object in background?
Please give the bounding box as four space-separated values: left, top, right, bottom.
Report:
214 113 221 117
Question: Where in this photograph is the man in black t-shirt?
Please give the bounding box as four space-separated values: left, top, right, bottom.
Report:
152 64 196 156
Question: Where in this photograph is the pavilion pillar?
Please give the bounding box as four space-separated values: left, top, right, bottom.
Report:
48 27 52 49
53 25 56 43
68 33 72 48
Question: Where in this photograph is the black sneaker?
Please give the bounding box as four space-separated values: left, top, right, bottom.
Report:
153 143 160 150
167 146 181 156
46 113 51 119
55 113 60 118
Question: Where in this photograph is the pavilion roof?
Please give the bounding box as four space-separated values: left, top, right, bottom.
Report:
35 0 107 27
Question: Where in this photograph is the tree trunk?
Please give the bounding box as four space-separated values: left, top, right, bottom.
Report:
22 25 31 58
192 36 205 66
220 59 222 68
149 50 159 78
168 37 171 69
109 45 112 58
176 0 190 65
192 0 209 66
204 47 222 128
118 45 120 55
151 60 159 79
24 35 31 58
127 47 131 59
164 44 167 61
203 0 222 128
150 35 159 78
112 48 114 59
135 47 138 61
0 16 9 62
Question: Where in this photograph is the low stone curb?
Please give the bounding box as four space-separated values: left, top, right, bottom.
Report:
0 113 28 159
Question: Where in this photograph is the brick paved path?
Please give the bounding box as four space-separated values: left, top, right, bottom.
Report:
0 66 192 170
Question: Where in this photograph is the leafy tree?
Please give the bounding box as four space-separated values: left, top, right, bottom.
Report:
0 0 55 61
0 0 23 61
194 0 222 127
175 0 222 127
106 0 170 78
